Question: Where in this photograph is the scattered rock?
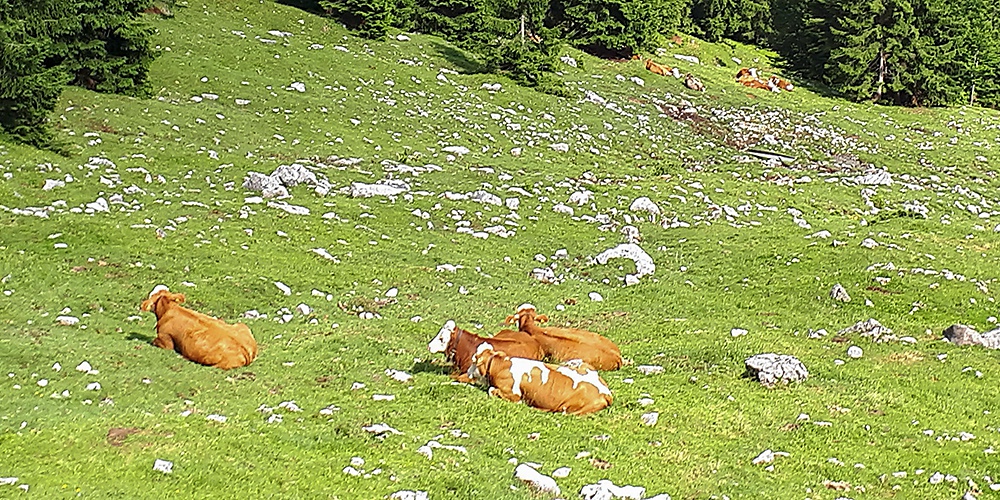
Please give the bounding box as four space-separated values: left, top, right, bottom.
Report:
830 283 851 302
943 324 1000 349
752 449 774 465
594 244 655 283
580 479 647 500
152 459 173 474
847 346 863 359
839 318 895 343
514 463 560 495
389 491 428 500
744 353 808 387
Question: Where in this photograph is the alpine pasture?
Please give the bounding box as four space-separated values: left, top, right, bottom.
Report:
2 0 1000 498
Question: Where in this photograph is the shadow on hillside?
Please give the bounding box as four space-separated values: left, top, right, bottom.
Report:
410 359 451 377
430 41 485 74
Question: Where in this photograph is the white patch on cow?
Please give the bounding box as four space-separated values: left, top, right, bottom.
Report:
516 303 536 313
507 357 550 396
556 365 612 395
474 342 493 358
428 320 455 353
148 284 169 298
468 343 496 381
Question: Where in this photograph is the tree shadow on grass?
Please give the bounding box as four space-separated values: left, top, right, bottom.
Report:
430 41 485 74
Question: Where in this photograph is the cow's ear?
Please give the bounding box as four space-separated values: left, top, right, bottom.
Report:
171 293 186 304
536 314 549 323
504 314 517 325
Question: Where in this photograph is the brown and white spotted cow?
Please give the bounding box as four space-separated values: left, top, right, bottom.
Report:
469 343 613 416
428 320 543 383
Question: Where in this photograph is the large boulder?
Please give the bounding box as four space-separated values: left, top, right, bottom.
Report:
745 354 808 387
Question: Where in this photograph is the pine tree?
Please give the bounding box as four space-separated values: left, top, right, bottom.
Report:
770 0 837 79
547 0 686 58
948 0 1000 106
0 0 73 147
690 0 771 44
320 0 410 39
42 0 157 97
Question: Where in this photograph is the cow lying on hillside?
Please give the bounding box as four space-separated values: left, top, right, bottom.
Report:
645 59 681 79
736 67 794 92
507 304 623 371
428 320 543 383
140 285 258 369
684 73 705 92
469 344 612 416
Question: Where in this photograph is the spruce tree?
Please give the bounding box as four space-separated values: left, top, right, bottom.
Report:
547 0 686 58
320 0 410 39
690 0 771 44
54 0 156 96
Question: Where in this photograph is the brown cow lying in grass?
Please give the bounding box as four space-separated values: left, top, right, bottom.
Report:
507 304 623 371
736 67 794 92
469 343 613 416
140 285 258 370
684 73 705 92
428 320 543 383
645 58 669 76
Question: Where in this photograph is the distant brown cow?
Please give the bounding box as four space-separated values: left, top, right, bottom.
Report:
768 75 794 91
684 73 705 92
645 59 670 77
140 285 258 370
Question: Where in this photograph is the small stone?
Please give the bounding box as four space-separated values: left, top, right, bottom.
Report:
830 283 851 302
153 459 173 474
847 346 863 359
752 449 775 465
641 412 659 426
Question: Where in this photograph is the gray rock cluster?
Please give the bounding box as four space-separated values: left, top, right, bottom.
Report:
943 324 1000 349
243 164 327 198
744 354 809 387
840 318 895 343
829 283 851 302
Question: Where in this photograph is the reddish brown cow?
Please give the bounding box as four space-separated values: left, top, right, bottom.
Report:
140 285 258 370
768 75 794 91
428 320 543 383
645 59 671 77
507 304 623 371
470 344 613 416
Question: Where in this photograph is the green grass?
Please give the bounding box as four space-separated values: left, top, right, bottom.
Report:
2 1 1000 498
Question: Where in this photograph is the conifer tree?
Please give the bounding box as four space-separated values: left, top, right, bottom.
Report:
690 0 771 44
546 0 686 58
321 0 408 39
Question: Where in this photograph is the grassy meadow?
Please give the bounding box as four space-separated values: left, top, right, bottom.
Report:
2 0 1000 498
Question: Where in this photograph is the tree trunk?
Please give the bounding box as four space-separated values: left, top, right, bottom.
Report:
873 48 886 102
520 13 525 45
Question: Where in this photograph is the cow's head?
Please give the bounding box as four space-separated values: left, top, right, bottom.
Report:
140 285 186 313
428 320 456 353
468 342 498 381
506 303 537 328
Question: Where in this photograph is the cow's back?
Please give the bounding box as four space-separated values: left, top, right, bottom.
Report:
534 328 622 371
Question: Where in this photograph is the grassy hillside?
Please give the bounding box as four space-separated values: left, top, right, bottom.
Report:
2 1 1000 498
